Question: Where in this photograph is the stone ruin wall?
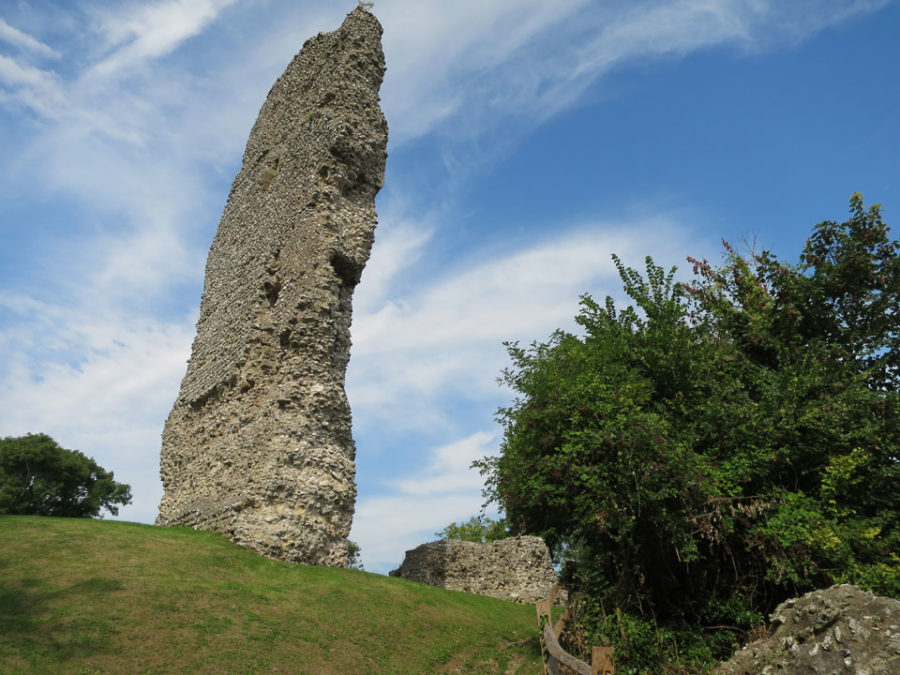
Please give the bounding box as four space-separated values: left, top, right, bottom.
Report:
389 536 560 604
715 584 900 674
156 7 387 567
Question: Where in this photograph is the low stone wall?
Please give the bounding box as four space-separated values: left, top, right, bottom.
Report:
389 535 558 604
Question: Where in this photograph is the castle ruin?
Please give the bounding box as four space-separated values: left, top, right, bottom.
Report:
389 536 560 604
156 6 387 566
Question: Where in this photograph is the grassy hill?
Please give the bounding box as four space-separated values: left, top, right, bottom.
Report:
0 516 544 674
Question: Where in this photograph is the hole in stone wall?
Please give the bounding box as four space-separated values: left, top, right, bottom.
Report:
263 280 281 306
329 251 361 288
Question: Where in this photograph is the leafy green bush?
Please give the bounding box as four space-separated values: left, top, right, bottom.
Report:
436 515 509 543
0 433 132 518
476 195 899 672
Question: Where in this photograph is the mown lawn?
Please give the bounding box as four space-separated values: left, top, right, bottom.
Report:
0 516 543 674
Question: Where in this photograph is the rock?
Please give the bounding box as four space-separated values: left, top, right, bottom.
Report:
156 6 388 567
715 584 900 674
389 536 559 604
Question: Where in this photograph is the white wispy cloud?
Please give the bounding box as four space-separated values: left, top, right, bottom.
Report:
0 53 51 87
0 18 60 59
352 493 487 572
87 0 241 77
378 0 891 147
0 293 194 523
392 431 496 497
572 0 760 79
354 207 436 313
750 0 893 44
351 431 499 572
0 53 64 117
376 0 590 142
348 215 697 432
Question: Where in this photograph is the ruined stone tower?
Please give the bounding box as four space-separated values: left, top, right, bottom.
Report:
157 7 387 566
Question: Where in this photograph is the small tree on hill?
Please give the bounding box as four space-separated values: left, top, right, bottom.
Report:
0 433 132 518
347 540 364 569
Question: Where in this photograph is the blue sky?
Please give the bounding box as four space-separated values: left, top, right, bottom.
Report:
1 0 898 574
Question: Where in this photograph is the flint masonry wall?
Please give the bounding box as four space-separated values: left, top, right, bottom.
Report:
389 536 559 604
715 584 900 674
156 7 387 567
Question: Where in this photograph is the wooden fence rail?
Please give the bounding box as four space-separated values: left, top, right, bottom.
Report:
536 584 615 675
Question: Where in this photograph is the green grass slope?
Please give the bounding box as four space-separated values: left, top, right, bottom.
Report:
0 516 543 674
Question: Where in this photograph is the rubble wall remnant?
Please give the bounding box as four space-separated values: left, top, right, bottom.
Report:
156 6 387 567
389 536 559 604
715 584 900 674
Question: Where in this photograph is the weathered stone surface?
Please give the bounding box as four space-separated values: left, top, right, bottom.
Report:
156 6 387 567
389 536 559 604
715 584 900 674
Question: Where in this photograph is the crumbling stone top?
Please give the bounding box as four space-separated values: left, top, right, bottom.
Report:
181 5 387 406
715 584 900 674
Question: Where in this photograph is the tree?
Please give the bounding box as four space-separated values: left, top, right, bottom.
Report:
347 540 364 570
436 515 509 543
0 434 132 518
475 196 899 670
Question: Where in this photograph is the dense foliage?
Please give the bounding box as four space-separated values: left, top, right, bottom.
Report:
0 434 132 518
436 516 509 543
475 195 899 671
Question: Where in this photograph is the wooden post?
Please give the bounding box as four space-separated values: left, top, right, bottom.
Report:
536 599 551 674
591 646 615 675
537 582 612 675
552 608 569 637
548 582 560 606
